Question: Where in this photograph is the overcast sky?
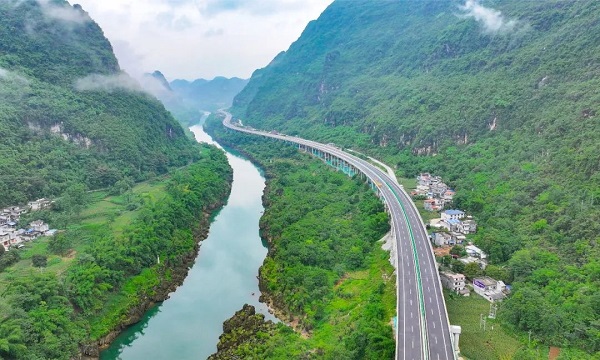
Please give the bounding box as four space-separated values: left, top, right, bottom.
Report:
74 0 333 81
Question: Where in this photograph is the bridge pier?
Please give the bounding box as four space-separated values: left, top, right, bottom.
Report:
450 325 461 358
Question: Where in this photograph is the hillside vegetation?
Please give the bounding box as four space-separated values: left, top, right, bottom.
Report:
0 0 200 207
206 117 395 359
231 0 600 355
0 145 232 359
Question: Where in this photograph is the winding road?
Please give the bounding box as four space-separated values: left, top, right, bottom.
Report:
220 111 455 360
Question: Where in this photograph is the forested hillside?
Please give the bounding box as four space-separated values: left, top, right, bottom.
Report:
231 0 600 355
0 0 200 207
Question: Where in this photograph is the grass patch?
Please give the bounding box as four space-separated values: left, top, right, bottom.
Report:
446 293 536 360
0 178 169 318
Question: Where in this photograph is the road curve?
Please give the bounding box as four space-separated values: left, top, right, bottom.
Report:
219 111 455 360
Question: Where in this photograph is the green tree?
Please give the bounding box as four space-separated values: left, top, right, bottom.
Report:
451 259 465 274
463 262 482 279
450 245 467 257
31 254 47 268
48 233 72 256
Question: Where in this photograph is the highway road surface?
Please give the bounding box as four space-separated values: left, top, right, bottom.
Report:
220 111 455 360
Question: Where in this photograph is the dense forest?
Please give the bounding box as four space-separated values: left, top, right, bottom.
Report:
0 145 232 359
0 0 201 207
231 0 600 355
206 115 395 359
0 1 236 358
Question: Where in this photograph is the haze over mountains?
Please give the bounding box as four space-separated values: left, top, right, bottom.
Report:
232 0 600 354
142 71 248 125
0 0 200 207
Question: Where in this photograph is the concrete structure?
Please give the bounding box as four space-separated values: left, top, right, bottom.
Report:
223 111 456 360
440 272 466 293
465 244 487 260
441 210 465 221
434 232 453 246
473 276 506 302
30 220 49 233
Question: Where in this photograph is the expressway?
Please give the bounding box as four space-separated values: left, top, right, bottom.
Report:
220 111 455 360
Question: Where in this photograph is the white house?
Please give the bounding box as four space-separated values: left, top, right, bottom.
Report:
465 245 487 260
434 232 453 246
30 220 49 233
441 272 466 293
441 210 465 221
473 276 506 302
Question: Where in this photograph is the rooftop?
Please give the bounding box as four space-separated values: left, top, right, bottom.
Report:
444 209 465 215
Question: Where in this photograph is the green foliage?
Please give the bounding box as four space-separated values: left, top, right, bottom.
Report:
31 254 47 268
0 250 20 272
230 0 600 354
0 1 201 207
207 120 394 359
463 262 483 279
0 145 232 359
48 233 73 256
450 245 467 257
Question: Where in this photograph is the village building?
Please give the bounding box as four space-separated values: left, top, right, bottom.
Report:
441 209 465 221
451 232 466 245
424 198 444 211
441 272 468 295
30 220 49 233
462 219 477 234
433 232 453 246
27 198 53 211
459 256 487 270
465 244 487 260
473 276 506 302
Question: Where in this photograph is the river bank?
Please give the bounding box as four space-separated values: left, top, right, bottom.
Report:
82 209 225 358
205 114 396 358
99 121 275 359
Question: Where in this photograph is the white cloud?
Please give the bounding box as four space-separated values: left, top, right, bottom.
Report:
0 67 29 84
37 0 91 24
0 67 30 102
459 0 517 34
74 0 333 80
74 73 144 93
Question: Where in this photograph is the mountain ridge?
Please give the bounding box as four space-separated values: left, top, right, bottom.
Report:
230 0 600 355
0 0 200 207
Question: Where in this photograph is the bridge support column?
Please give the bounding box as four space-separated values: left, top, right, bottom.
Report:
450 325 461 358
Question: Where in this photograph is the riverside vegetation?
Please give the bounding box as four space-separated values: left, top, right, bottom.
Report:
230 0 600 356
0 145 232 359
206 115 395 359
0 1 234 358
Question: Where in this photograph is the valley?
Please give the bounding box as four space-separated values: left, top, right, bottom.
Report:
1 0 599 359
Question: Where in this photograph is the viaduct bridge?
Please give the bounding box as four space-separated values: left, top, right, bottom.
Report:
220 111 460 360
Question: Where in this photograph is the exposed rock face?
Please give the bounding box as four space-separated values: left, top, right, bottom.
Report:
208 304 276 360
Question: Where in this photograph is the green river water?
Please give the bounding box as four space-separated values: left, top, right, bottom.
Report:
100 123 276 359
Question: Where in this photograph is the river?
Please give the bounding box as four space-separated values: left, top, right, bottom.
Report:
101 120 276 360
